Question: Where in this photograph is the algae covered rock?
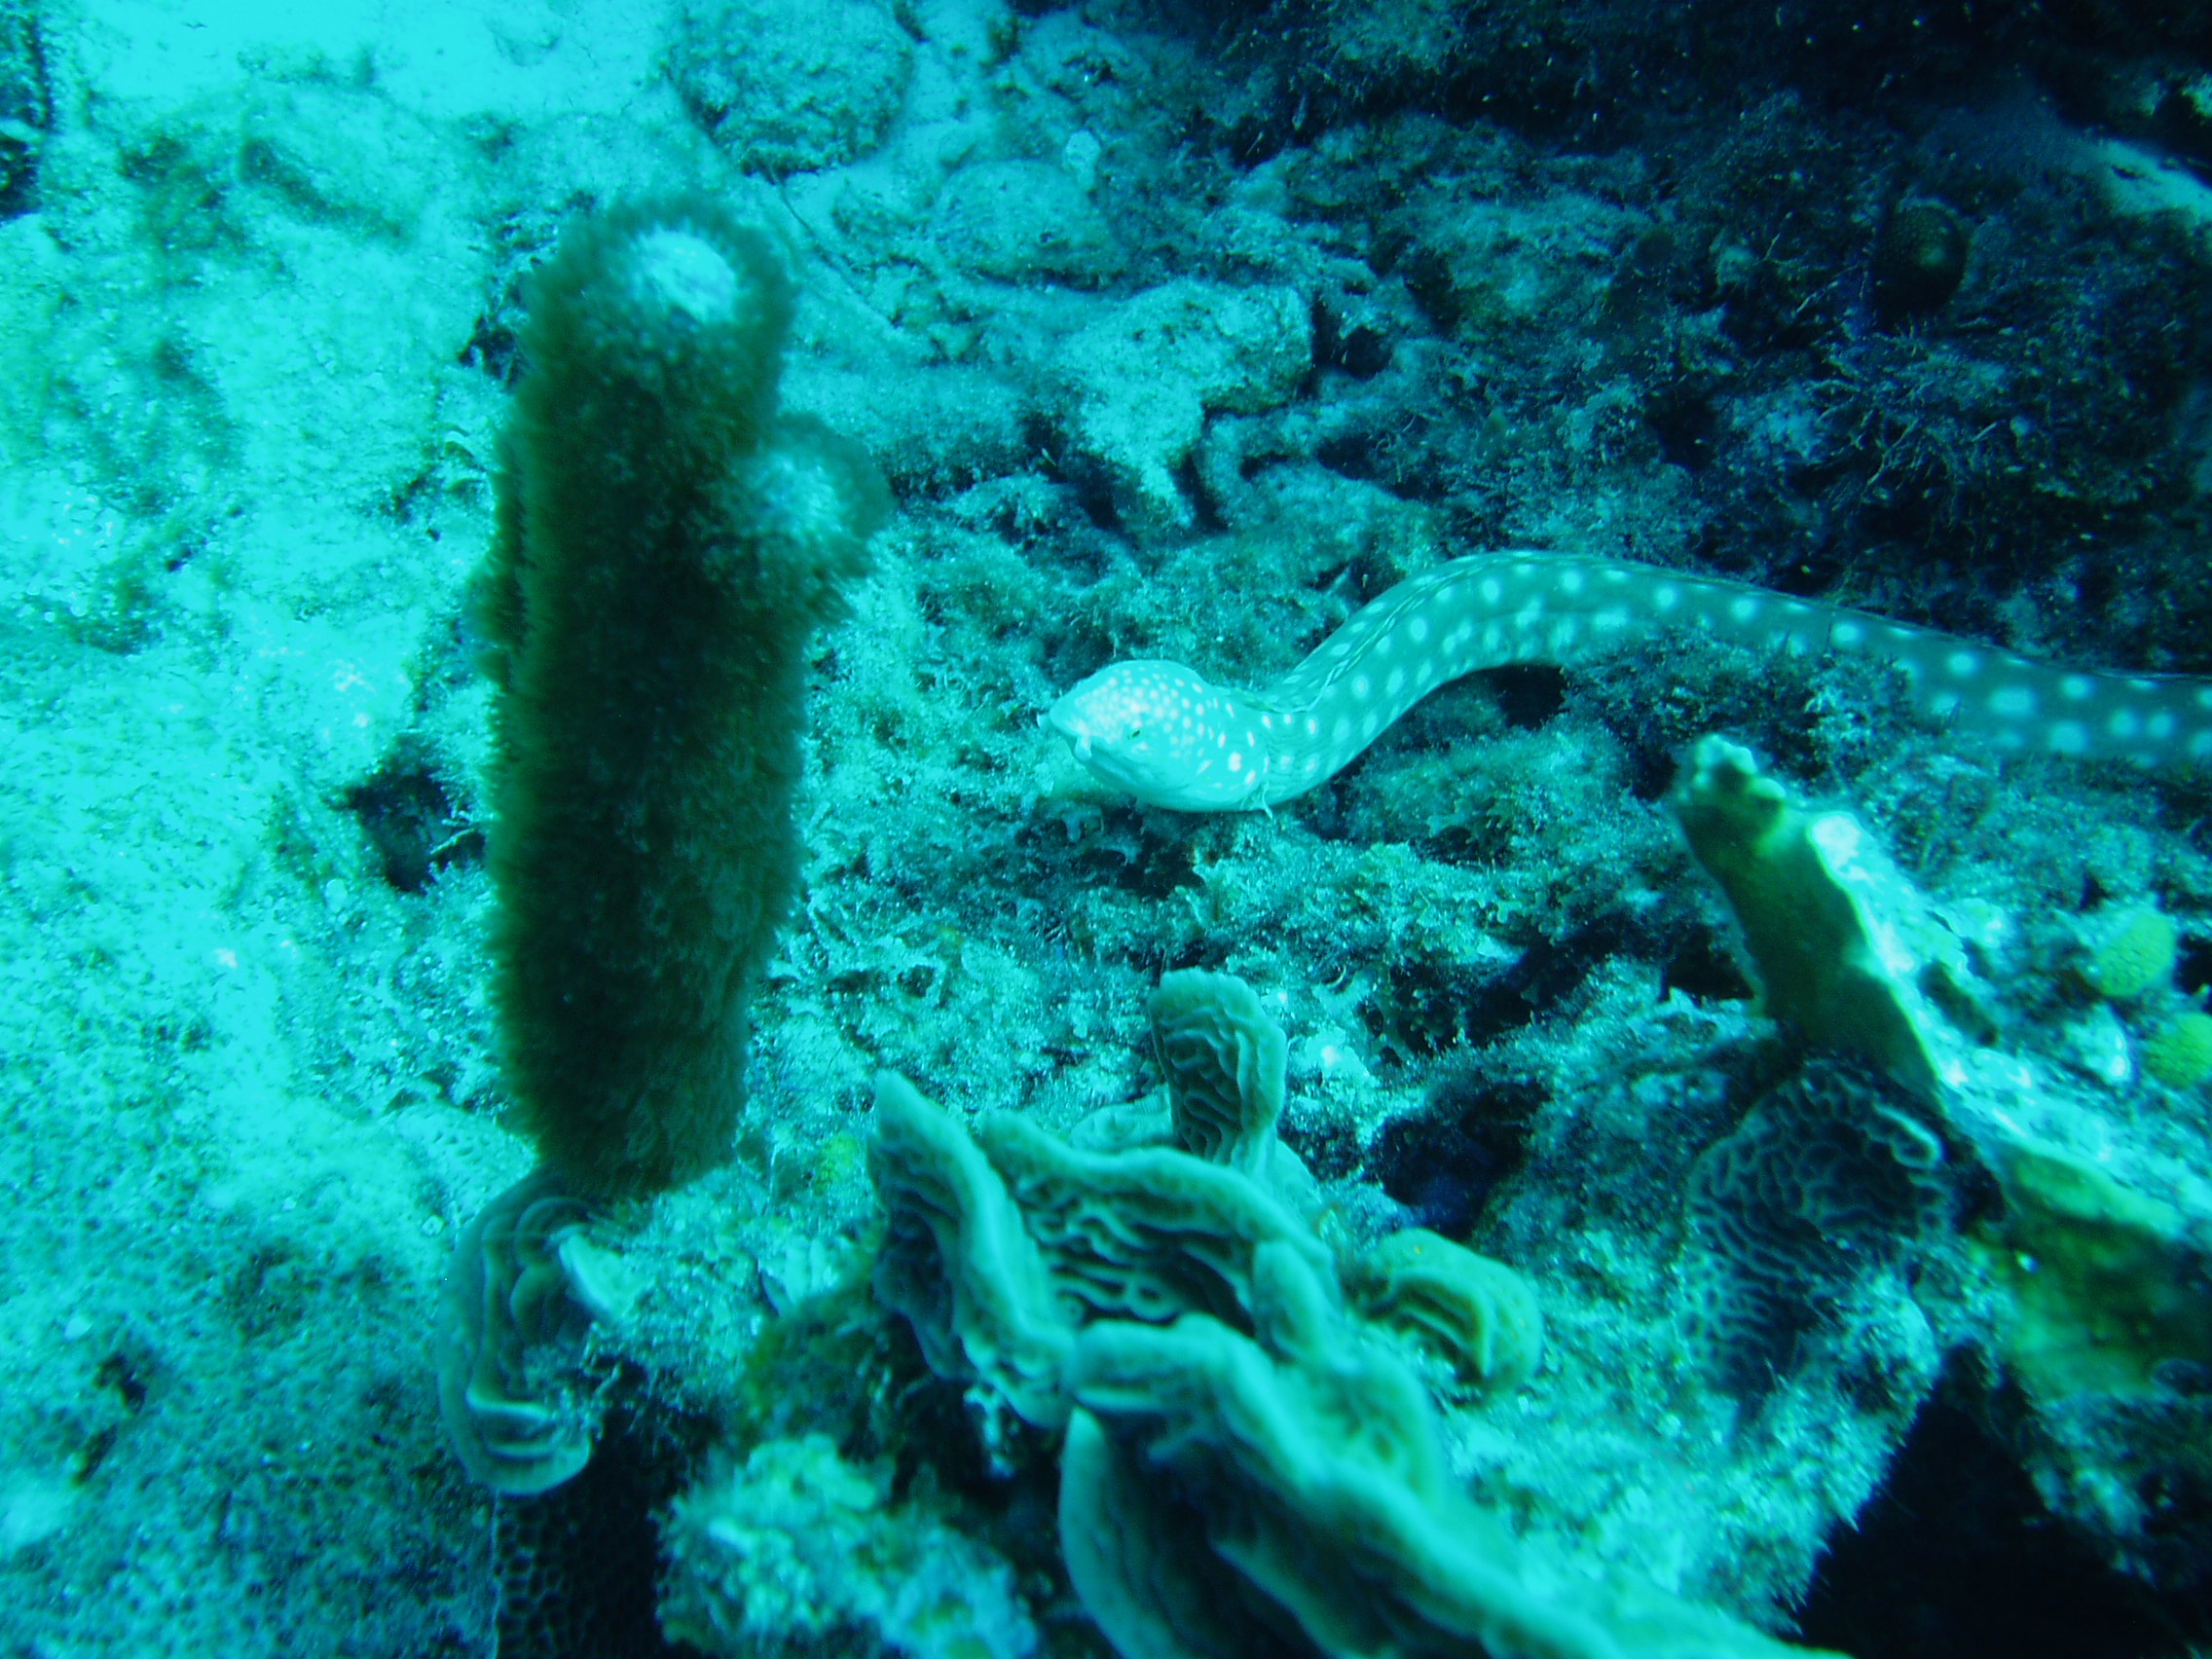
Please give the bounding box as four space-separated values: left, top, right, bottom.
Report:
675 0 913 175
1053 280 1313 531
934 159 1124 284
661 1434 1040 1659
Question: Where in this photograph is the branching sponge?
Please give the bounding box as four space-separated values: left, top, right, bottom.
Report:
1670 736 1962 1099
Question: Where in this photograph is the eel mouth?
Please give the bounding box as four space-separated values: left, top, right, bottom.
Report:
1046 693 1095 761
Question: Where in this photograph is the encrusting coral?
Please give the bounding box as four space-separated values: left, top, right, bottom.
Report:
2144 1010 2212 1089
1973 1140 2212 1403
2077 904 2180 1002
1681 1061 1951 1397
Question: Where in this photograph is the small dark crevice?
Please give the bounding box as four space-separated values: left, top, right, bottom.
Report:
458 315 522 384
1473 664 1567 730
1646 388 1718 472
492 1399 704 1659
340 749 482 895
1030 413 1125 535
1662 928 1754 1005
1362 1070 1544 1236
1799 1360 2196 1659
0 4 52 221
2175 936 2211 1002
1315 430 1380 481
94 1349 150 1413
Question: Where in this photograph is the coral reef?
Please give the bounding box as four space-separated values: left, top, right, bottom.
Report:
863 973 1821 1659
8 0 2212 1652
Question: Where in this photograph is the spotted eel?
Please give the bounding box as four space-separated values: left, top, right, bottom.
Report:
1047 550 2212 811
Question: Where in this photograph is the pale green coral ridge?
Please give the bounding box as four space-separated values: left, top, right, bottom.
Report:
434 1170 613 1495
866 974 1832 1659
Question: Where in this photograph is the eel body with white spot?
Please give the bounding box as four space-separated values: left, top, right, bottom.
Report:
1047 550 2212 812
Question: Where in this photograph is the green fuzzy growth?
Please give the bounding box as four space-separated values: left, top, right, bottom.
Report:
478 200 887 1198
1979 1142 2212 1401
2078 904 2179 1001
2145 1011 2212 1089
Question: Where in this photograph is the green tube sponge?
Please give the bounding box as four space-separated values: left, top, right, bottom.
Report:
476 201 887 1198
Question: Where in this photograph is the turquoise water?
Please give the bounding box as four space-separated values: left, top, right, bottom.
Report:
2 1 2210 1654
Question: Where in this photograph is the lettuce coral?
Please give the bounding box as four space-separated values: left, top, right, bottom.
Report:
435 1170 637 1495
866 972 1835 1659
